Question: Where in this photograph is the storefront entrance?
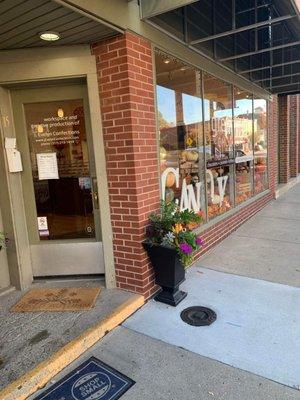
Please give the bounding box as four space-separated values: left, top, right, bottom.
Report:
11 84 104 277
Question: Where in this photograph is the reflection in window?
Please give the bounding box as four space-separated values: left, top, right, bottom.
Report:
156 52 206 220
24 100 96 240
203 74 234 220
155 51 270 227
233 89 254 204
253 98 268 193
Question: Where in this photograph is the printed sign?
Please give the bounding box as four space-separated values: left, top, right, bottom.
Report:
37 216 48 231
235 155 254 163
33 357 135 400
36 153 59 180
37 216 49 237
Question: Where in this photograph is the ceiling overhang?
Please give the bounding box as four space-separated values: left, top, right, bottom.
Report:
0 0 122 51
141 0 300 95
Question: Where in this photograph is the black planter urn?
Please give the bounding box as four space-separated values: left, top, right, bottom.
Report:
143 242 187 306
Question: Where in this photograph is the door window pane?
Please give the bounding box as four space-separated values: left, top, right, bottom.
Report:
203 74 234 219
234 88 254 204
24 99 95 240
156 52 206 219
253 98 268 193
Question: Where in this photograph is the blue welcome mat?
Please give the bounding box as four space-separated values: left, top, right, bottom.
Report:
34 357 135 400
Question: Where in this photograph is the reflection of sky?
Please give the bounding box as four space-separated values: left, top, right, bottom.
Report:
156 85 266 125
157 85 176 124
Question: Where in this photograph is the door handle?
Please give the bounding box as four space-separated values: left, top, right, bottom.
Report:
92 178 99 209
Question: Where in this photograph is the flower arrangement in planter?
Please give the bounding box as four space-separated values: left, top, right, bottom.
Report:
143 201 204 306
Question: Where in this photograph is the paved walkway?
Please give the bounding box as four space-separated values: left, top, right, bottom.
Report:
200 183 300 287
122 184 300 394
21 185 300 399
124 267 300 389
0 278 133 389
30 326 300 400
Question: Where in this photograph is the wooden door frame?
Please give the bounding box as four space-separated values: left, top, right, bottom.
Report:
0 45 116 289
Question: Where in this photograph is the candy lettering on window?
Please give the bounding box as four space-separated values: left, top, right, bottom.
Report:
161 168 228 212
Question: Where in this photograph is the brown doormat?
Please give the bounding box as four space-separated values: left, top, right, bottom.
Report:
10 287 101 312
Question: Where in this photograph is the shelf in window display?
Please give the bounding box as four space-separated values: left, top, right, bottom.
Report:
206 158 235 168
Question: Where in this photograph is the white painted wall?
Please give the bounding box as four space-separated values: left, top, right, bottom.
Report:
0 205 10 289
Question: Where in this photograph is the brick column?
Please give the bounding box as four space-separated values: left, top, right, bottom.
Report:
91 32 160 299
296 94 300 173
289 95 299 178
278 95 290 183
268 96 278 193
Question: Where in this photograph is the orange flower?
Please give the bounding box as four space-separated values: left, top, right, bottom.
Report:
187 221 198 230
197 210 205 219
172 223 183 234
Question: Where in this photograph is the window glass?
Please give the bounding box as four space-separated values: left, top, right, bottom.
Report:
203 74 234 219
155 51 269 226
24 99 96 240
253 98 268 193
233 88 254 204
155 52 206 218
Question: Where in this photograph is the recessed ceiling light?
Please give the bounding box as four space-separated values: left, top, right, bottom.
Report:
163 58 170 64
39 31 60 41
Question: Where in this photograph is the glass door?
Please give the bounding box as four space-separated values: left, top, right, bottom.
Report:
12 84 104 276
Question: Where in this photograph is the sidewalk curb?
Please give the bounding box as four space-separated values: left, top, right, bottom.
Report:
0 294 144 400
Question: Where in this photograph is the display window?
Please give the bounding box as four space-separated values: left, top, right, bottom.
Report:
155 50 269 228
253 98 268 194
233 88 254 204
156 52 206 222
203 73 234 220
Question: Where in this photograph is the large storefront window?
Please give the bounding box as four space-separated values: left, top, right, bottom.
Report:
253 98 268 194
156 52 206 218
233 89 254 204
203 74 234 220
155 50 269 227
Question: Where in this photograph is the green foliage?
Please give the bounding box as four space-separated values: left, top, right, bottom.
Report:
146 200 204 267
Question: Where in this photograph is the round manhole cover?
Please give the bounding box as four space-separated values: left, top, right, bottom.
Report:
180 306 217 326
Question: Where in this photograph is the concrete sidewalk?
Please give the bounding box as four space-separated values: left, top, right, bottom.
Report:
10 185 300 399
200 183 300 287
124 267 300 389
29 327 300 400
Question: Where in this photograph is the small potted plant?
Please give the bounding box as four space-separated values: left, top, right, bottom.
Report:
143 201 204 306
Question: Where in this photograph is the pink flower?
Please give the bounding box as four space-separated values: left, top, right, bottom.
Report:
196 236 204 246
179 243 193 254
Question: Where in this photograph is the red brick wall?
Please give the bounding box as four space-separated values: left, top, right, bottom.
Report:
268 97 278 191
92 32 160 299
278 95 290 183
289 95 299 177
298 95 300 173
91 31 279 300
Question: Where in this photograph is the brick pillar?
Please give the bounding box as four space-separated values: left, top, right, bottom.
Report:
298 95 300 174
91 32 160 299
268 96 278 193
289 95 299 178
278 95 290 183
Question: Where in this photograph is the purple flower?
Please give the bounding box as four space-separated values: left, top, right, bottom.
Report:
196 236 205 246
179 243 193 254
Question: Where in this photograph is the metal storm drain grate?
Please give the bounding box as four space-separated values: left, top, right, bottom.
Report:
180 306 217 326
